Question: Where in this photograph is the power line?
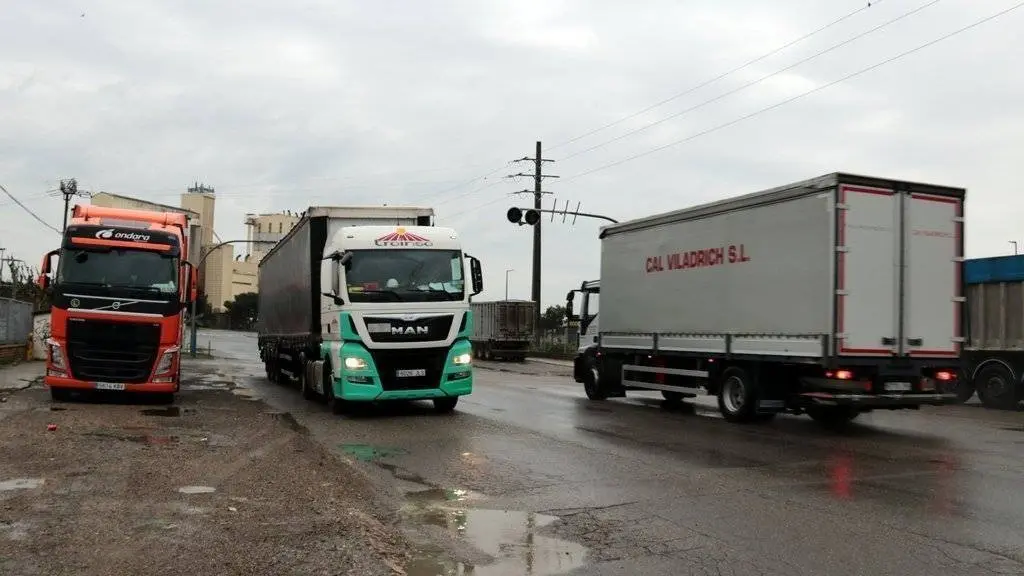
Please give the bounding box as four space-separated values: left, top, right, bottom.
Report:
0 183 61 234
547 0 888 152
563 1 1024 183
559 0 941 162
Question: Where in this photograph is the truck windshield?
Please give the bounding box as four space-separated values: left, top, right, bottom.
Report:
345 249 464 302
56 248 179 295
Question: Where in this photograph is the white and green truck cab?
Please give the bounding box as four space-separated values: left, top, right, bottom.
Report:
257 206 483 414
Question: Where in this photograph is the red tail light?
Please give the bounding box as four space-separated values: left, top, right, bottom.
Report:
834 370 853 380
935 370 954 381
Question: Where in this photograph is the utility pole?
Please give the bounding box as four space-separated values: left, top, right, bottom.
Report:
58 178 86 231
509 141 557 346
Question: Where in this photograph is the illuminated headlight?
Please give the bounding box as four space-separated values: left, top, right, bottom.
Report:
344 356 367 370
46 339 66 370
453 353 472 365
154 347 179 375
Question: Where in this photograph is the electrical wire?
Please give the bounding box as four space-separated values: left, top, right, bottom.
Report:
0 183 61 234
559 0 942 162
562 1 1024 183
547 0 888 152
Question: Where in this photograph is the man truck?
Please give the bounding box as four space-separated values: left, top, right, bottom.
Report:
942 254 1024 410
567 172 962 427
469 299 536 362
257 206 483 414
36 204 196 403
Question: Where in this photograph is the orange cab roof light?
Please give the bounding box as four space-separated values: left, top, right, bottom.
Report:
71 204 189 229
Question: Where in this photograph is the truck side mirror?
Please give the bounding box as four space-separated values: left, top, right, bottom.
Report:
181 261 196 305
467 255 483 296
565 291 578 321
37 249 59 290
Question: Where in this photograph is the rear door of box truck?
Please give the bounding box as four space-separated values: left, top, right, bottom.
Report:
837 182 962 358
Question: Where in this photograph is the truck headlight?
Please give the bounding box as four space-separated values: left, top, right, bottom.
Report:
154 347 179 375
46 339 66 370
344 356 367 370
453 353 472 365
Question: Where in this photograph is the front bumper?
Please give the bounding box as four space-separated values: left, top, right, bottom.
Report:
333 340 474 402
44 374 178 393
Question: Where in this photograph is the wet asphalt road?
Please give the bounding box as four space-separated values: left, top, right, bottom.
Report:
194 329 1024 576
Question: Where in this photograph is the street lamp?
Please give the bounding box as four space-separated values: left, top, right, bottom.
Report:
505 268 514 300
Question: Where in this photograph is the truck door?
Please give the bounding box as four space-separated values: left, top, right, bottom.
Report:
903 193 962 358
837 184 900 356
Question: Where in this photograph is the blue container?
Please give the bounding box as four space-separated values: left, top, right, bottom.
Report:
963 254 1024 285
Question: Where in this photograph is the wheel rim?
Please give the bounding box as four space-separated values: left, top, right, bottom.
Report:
986 376 1008 396
723 375 745 414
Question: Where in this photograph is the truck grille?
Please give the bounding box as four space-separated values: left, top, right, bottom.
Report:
368 347 448 391
364 315 454 343
66 319 161 384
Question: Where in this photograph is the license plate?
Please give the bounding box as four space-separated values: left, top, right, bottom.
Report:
95 381 126 391
885 381 912 392
396 369 426 378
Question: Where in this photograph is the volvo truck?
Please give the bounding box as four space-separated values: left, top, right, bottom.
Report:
37 204 196 403
567 172 962 427
257 206 483 414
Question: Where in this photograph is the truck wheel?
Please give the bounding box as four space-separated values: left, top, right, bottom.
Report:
975 364 1021 410
583 361 607 401
299 354 317 401
717 366 759 423
433 397 458 413
807 406 859 429
323 361 348 415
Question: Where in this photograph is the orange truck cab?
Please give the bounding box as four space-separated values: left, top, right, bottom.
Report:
37 204 197 403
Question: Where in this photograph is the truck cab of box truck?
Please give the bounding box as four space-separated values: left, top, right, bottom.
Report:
566 279 600 387
36 204 196 403
310 225 483 413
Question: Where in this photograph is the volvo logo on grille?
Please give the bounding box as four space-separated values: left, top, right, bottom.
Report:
69 298 80 307
111 302 121 310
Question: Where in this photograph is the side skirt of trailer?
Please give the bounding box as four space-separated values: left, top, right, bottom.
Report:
621 364 707 395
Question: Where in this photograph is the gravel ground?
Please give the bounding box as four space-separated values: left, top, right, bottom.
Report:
0 383 410 576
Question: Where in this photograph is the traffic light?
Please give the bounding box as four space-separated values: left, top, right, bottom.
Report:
506 206 541 226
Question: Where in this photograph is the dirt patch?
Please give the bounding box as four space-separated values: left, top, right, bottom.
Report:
0 387 409 575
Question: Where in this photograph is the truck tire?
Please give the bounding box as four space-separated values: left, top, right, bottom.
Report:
583 359 607 401
806 406 860 429
322 361 348 415
433 397 459 413
716 366 759 423
975 364 1021 410
299 353 317 401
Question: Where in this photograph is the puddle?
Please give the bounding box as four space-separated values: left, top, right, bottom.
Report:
271 412 307 435
141 407 181 417
406 487 482 505
404 508 587 576
340 444 409 462
0 478 45 492
83 430 179 445
177 485 216 494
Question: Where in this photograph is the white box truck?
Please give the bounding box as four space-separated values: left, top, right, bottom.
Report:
566 173 963 426
257 206 483 414
470 300 536 362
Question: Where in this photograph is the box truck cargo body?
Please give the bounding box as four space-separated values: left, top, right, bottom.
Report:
566 173 962 426
257 206 484 414
470 300 536 361
955 255 1024 410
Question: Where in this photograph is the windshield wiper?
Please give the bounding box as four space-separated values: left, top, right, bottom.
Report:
356 289 404 302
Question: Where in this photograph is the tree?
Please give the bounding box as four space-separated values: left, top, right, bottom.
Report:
223 292 258 330
539 304 566 332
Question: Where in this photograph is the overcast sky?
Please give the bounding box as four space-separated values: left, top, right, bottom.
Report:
2 0 1022 307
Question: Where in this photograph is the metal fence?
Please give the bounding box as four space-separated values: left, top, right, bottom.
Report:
0 298 33 345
